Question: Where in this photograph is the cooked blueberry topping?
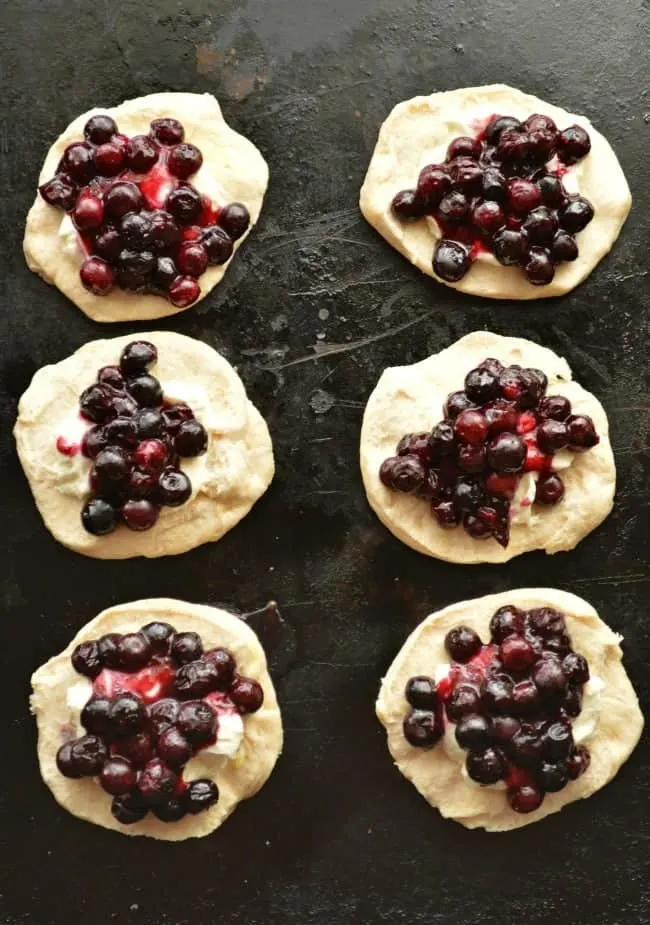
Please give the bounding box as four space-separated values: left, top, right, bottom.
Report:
379 356 600 547
57 341 210 537
403 603 592 815
389 113 594 285
39 116 249 307
58 619 265 825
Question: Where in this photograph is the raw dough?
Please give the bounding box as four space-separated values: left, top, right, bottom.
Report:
360 331 615 564
24 92 268 322
14 331 274 559
360 84 631 299
376 588 643 832
31 598 283 840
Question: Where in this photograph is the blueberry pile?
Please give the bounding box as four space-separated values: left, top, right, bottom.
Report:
379 356 600 547
57 619 264 825
403 604 591 814
67 340 208 536
39 114 250 307
391 113 594 286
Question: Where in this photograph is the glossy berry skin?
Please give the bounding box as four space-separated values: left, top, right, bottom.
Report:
175 420 208 457
170 631 203 665
563 652 590 684
174 659 220 699
455 714 492 750
479 672 513 714
176 700 218 746
454 410 488 444
147 698 181 738
433 240 471 282
109 694 146 737
111 791 149 825
444 626 482 663
567 415 599 449
97 633 122 668
417 164 451 206
500 635 537 672
168 143 203 179
391 190 424 219
100 758 137 795
141 621 176 654
150 117 185 144
203 648 236 689
508 784 543 814
486 433 526 473
56 743 83 779
230 677 264 714
379 456 427 493
557 125 591 164
158 468 193 506
464 368 500 404
81 498 118 536
70 735 108 776
80 697 112 735
560 197 594 233
219 203 250 240
466 747 506 784
156 727 193 768
428 422 456 458
536 419 568 453
532 658 567 699
185 779 220 814
403 710 442 748
202 226 233 264
493 228 528 266
39 175 78 210
524 247 555 286
137 758 178 805
446 684 482 721
80 257 115 295
71 640 103 678
405 676 438 710
535 473 565 506
116 633 152 670
153 798 188 823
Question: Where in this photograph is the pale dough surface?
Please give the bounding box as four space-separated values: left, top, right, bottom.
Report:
24 92 269 322
376 588 643 832
14 331 274 559
31 598 283 841
360 84 631 299
360 331 615 564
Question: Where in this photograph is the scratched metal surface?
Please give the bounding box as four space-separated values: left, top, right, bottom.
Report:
1 1 650 923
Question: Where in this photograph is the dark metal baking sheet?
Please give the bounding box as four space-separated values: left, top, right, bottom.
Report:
2 1 649 923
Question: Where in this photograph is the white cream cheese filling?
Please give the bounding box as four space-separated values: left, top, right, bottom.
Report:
510 448 574 527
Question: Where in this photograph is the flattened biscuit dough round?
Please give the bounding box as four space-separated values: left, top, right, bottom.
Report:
376 588 643 831
31 599 283 840
360 84 631 299
360 331 615 564
14 331 274 559
24 92 268 322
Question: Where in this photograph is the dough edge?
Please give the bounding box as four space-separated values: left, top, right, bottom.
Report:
359 330 616 564
24 92 269 322
376 587 643 832
31 598 284 841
